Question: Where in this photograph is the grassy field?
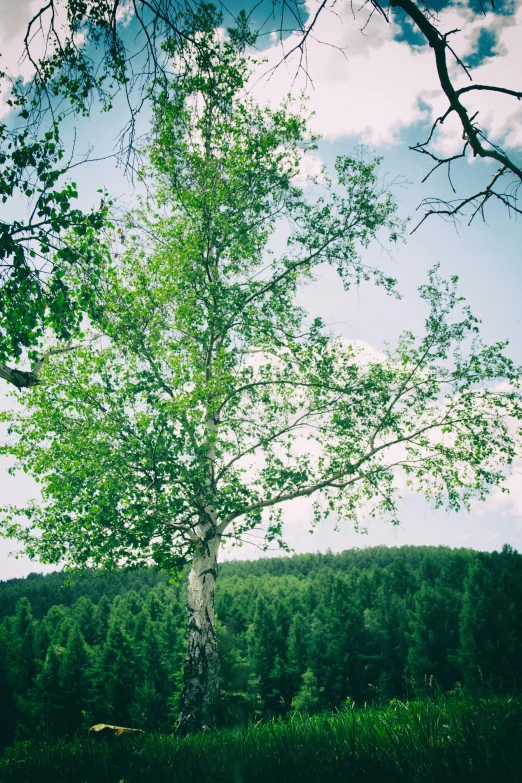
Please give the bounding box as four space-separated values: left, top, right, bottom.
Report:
1 692 521 783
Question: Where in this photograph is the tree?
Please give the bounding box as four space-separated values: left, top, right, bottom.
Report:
11 597 37 695
36 624 90 737
1 20 521 733
1 1 518 384
407 581 461 690
0 626 16 748
459 546 522 688
0 102 111 385
361 568 412 699
8 597 38 733
37 643 65 737
96 621 137 725
59 624 90 735
248 597 283 712
286 612 311 695
0 3 248 386
291 668 323 714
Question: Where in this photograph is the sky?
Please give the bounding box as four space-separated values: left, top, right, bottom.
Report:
1 0 522 579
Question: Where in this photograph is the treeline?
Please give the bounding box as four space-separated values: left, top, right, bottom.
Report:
1 545 521 747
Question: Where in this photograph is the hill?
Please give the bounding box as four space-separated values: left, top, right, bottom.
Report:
1 545 521 747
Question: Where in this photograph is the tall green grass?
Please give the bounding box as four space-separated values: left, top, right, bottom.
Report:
1 692 521 783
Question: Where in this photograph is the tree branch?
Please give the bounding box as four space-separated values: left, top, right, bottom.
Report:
0 341 80 389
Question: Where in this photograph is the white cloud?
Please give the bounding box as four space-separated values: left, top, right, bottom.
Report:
0 0 43 115
115 0 134 27
250 0 522 157
0 0 41 52
473 459 522 524
294 149 325 182
252 3 436 144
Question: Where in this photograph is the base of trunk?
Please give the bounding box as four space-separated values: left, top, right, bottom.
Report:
178 536 220 733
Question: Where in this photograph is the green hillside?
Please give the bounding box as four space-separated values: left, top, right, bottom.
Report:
1 545 521 747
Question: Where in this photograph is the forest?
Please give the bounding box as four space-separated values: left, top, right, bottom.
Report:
1 544 521 748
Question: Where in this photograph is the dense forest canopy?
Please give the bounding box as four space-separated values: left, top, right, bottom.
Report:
1 545 521 748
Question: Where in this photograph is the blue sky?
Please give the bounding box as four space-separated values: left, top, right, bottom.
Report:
1 0 521 578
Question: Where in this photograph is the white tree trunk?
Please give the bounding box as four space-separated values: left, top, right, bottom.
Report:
178 534 220 733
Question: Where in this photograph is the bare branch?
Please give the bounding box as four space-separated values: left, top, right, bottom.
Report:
384 0 522 225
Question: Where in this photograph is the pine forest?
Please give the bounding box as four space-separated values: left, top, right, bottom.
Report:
1 545 521 745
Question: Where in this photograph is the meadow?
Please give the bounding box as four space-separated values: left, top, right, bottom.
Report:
1 691 521 783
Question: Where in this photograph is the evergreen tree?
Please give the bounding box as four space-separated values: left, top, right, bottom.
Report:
217 622 257 725
408 582 461 690
291 669 324 714
37 644 65 738
9 598 37 733
93 596 112 645
12 598 37 693
96 623 137 725
286 612 311 695
131 619 171 730
459 547 522 689
362 573 411 700
60 625 90 735
72 597 97 647
0 545 521 744
249 597 280 712
0 628 16 749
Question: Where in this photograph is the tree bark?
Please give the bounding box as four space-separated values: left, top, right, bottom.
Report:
177 533 220 733
0 364 40 389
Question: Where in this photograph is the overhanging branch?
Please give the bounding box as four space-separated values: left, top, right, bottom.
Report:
0 341 79 389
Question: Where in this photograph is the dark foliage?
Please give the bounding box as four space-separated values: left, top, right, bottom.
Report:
0 544 521 744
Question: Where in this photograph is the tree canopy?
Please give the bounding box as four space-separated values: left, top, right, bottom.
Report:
9 0 522 221
2 16 521 570
0 1 519 383
0 107 110 384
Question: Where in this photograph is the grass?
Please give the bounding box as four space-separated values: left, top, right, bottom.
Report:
1 692 521 783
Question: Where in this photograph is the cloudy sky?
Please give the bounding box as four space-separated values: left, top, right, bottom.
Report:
1 0 522 578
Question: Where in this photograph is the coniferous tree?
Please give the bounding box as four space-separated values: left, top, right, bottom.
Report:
249 597 281 712
37 643 65 737
96 623 137 725
92 596 111 646
408 582 461 690
0 545 521 743
0 628 16 748
9 598 38 733
459 547 522 689
291 669 324 714
218 622 258 724
72 597 97 647
60 625 90 735
286 612 311 696
12 598 37 693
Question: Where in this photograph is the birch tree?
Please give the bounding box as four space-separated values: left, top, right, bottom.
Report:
1 22 521 733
